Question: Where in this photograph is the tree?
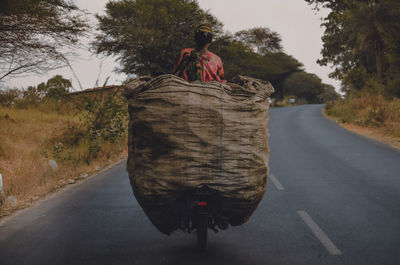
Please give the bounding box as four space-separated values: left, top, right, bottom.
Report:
345 1 400 91
0 0 88 81
212 33 303 99
235 27 283 55
305 0 400 96
40 75 72 99
321 84 341 103
17 75 72 107
22 86 42 106
282 72 325 103
92 0 222 76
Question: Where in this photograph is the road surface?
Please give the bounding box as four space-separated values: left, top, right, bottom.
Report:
1 104 399 265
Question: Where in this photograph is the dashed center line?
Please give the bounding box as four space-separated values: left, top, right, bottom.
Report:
297 210 342 255
269 173 285 190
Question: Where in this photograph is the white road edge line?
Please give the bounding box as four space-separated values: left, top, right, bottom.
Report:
297 210 342 255
269 174 285 191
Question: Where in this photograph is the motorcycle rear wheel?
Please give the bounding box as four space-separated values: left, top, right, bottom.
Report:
197 213 208 251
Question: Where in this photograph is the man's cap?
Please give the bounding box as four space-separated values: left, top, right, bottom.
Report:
196 25 212 33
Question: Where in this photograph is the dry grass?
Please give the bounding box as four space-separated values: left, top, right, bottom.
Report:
325 95 400 148
0 106 127 216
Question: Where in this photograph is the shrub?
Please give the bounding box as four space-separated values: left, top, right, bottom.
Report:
326 94 400 137
78 92 127 144
0 89 21 107
47 90 128 165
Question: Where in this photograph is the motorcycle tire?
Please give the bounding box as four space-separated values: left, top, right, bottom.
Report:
197 213 208 251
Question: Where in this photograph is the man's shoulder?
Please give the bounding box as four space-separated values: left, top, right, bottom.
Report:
205 50 222 63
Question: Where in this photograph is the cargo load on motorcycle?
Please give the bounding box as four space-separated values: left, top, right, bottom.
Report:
125 74 274 235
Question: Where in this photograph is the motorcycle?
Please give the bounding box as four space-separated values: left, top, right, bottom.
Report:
179 186 230 251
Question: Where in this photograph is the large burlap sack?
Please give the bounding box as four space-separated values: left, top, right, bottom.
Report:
125 74 274 235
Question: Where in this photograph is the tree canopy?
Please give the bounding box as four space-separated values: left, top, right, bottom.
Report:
93 0 335 103
212 31 304 99
282 72 325 103
235 27 283 55
92 0 222 76
305 0 400 97
38 75 72 99
0 0 88 81
22 75 72 106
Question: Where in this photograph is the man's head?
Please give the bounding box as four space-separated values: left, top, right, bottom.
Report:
194 25 212 49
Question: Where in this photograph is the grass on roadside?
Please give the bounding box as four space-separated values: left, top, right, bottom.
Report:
0 102 127 216
325 94 400 145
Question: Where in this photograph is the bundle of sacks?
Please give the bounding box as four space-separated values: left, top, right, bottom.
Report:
125 74 274 235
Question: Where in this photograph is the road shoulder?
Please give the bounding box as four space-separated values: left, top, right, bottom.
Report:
322 108 400 150
0 158 127 226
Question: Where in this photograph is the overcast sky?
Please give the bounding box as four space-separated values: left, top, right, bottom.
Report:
3 0 340 91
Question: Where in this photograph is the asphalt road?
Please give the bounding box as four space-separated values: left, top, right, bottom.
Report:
1 104 400 265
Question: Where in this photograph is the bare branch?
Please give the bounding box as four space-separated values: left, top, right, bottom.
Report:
0 60 46 81
0 0 88 81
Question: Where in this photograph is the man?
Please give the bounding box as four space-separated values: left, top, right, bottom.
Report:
173 25 225 82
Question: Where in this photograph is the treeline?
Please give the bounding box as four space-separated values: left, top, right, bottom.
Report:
0 75 71 108
1 0 340 104
307 0 400 139
92 0 339 103
306 0 400 98
211 33 339 103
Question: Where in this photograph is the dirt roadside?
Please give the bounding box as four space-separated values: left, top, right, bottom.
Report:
323 108 400 150
0 156 127 220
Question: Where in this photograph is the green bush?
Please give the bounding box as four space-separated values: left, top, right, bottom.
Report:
79 92 127 144
48 90 128 165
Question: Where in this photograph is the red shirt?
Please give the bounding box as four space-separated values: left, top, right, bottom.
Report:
173 48 225 82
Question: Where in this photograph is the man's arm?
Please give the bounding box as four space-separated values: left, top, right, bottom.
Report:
172 49 191 75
